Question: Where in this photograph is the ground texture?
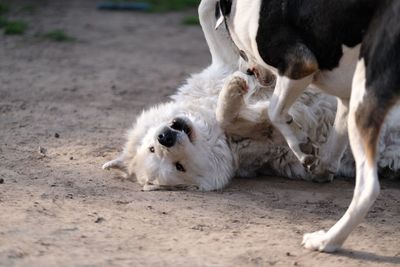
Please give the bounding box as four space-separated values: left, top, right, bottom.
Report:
0 1 400 266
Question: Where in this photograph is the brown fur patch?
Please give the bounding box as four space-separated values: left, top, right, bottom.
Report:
355 95 397 166
284 54 318 80
224 118 275 141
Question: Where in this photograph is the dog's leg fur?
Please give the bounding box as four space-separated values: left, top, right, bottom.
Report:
216 72 249 127
217 72 275 139
312 98 349 182
199 0 237 69
303 59 393 252
268 75 316 168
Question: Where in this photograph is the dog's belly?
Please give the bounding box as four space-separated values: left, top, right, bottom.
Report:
312 45 360 99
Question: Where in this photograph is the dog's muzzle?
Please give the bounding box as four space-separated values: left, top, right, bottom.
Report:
158 128 177 147
157 118 193 147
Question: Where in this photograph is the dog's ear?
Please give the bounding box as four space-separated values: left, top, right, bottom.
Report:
103 125 144 178
102 155 129 177
102 135 140 177
142 182 162 191
103 113 148 175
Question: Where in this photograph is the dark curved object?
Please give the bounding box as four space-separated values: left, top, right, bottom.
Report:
97 2 152 12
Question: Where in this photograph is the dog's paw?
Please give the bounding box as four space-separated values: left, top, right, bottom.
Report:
301 154 319 172
310 162 336 183
225 72 249 96
299 138 318 155
302 230 339 253
298 141 336 182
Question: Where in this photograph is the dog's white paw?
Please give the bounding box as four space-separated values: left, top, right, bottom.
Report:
226 73 249 96
302 230 339 253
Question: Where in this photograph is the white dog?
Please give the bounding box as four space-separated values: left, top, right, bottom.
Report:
103 1 400 193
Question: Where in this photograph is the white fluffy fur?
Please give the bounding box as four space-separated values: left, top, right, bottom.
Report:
102 0 400 192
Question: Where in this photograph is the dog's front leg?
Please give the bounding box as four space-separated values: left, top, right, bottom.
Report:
216 72 249 128
268 74 316 168
312 98 350 182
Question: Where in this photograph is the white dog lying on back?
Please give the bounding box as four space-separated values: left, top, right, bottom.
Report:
103 2 400 191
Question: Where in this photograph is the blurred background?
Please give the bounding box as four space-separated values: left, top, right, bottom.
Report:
0 0 206 111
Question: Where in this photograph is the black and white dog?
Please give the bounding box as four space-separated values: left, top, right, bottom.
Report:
210 0 400 252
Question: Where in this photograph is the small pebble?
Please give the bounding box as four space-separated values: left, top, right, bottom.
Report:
0 178 4 184
38 146 47 157
95 217 105 223
286 252 291 256
70 156 74 160
54 133 60 138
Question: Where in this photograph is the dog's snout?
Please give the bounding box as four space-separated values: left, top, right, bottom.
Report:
246 68 255 76
157 128 177 147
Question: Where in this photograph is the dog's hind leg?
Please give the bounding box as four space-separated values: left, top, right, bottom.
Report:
199 0 238 68
311 98 349 182
303 59 397 252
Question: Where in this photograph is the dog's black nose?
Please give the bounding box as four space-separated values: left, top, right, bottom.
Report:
246 68 255 76
157 128 177 147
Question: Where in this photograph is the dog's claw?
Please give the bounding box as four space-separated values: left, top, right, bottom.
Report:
228 75 249 94
302 155 319 172
299 139 335 182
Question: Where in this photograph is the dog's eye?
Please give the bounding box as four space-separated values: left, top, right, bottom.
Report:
239 50 248 62
149 146 155 153
175 162 185 172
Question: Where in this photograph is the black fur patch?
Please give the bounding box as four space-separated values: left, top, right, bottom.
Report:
361 0 400 96
256 0 378 79
219 0 232 17
215 2 220 20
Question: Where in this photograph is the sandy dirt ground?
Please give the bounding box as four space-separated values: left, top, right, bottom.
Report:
0 1 399 266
